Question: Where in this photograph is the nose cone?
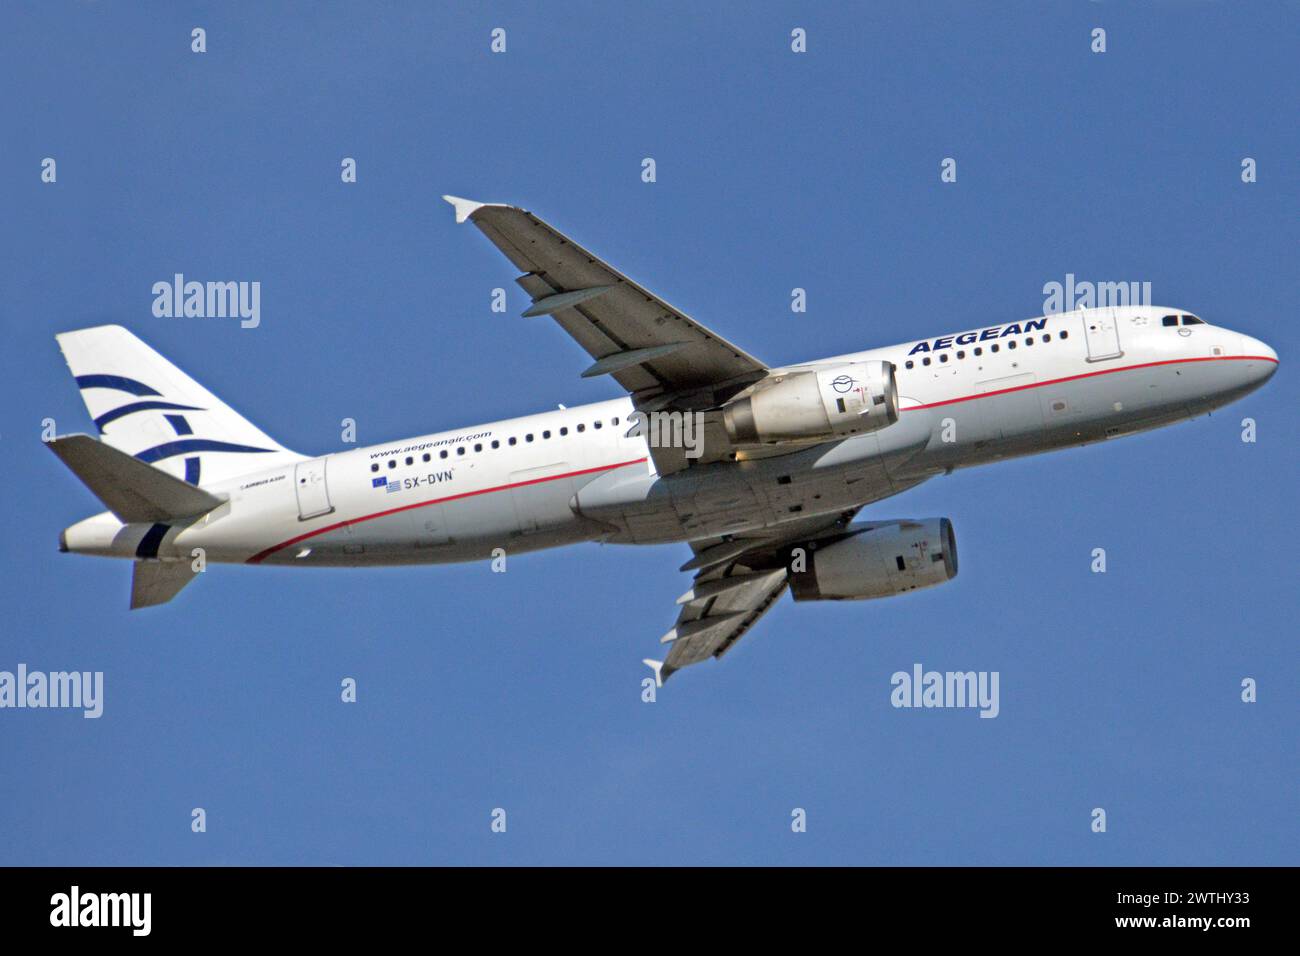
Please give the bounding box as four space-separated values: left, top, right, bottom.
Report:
1240 335 1279 385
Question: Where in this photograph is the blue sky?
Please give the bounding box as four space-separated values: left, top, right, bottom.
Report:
2 2 1295 865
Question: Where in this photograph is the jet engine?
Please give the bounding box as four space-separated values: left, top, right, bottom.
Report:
722 361 898 445
789 518 958 601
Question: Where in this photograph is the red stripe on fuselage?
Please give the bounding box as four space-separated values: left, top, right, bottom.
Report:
900 355 1277 411
246 457 649 564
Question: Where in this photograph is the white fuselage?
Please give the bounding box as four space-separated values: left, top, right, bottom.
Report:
61 307 1278 568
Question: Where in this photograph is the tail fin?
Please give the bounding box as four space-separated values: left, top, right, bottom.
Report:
55 325 304 487
46 434 223 523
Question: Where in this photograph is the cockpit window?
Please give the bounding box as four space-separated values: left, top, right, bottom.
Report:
1181 315 1204 325
1162 315 1179 327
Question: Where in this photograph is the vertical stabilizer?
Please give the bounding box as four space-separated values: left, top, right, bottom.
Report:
55 325 304 486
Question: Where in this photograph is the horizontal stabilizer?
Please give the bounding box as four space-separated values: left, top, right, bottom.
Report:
47 434 223 523
131 560 198 609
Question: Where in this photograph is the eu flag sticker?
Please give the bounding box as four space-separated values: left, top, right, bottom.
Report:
372 477 387 488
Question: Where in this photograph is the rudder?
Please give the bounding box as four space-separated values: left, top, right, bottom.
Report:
56 325 304 487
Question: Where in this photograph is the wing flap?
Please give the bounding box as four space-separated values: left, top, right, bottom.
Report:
654 510 864 683
662 569 788 677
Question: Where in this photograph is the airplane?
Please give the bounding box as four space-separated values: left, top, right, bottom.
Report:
48 196 1278 685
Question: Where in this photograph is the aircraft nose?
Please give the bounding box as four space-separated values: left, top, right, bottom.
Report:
1239 334 1278 383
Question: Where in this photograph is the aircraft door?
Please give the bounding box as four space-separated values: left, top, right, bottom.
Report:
509 464 574 533
1081 307 1123 362
294 458 334 520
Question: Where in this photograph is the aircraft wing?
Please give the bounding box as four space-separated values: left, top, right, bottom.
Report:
645 509 861 685
442 196 769 432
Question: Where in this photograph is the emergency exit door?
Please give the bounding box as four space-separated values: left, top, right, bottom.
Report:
1081 307 1123 362
294 458 334 520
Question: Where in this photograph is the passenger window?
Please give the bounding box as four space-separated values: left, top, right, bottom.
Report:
1043 333 1051 342
474 443 482 452
422 453 431 462
991 344 999 353
456 447 465 455
508 437 517 446
526 434 534 442
1060 330 1068 339
1007 340 1017 350
577 424 585 432
405 457 413 465
388 460 396 469
922 357 931 366
559 427 568 436
491 440 499 449
905 360 914 369
1025 337 1034 346
1162 315 1179 327
594 421 602 429
973 347 982 356
440 450 448 459
612 417 619 425
939 353 948 363
542 430 550 439
371 463 379 473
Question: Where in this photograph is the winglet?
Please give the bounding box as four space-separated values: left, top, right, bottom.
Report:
441 194 488 224
642 658 665 689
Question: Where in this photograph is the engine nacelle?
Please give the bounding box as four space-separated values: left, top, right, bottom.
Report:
789 518 958 601
722 361 898 444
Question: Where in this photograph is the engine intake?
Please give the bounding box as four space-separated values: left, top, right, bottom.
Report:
723 361 898 445
790 518 958 601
